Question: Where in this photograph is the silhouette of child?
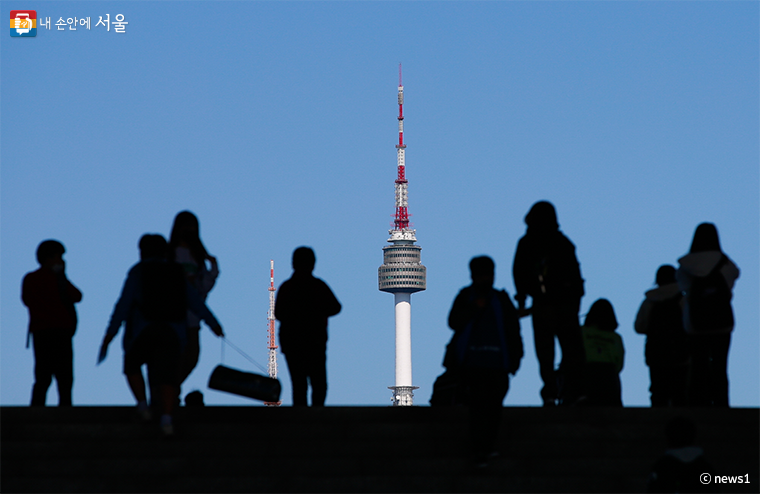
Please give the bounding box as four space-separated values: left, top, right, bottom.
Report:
22 240 82 406
580 298 624 407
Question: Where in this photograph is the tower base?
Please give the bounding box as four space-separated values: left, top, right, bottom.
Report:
388 385 419 407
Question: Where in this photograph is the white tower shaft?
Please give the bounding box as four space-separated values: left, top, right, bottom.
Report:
394 293 413 387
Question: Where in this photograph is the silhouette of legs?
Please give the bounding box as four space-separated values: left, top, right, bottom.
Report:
649 364 689 407
31 331 72 407
531 302 584 405
285 350 327 407
178 327 201 384
689 333 730 407
463 368 509 462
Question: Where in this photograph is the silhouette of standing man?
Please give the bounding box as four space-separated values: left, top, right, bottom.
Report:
512 201 585 406
448 256 523 467
275 247 341 407
22 240 82 406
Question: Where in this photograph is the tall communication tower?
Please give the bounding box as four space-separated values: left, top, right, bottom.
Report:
264 260 281 407
378 64 427 406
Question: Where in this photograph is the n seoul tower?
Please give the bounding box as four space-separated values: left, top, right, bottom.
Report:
378 65 426 406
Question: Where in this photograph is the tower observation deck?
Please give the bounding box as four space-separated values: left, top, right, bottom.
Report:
378 65 427 406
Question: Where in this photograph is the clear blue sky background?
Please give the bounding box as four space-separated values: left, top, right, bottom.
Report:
2 1 758 408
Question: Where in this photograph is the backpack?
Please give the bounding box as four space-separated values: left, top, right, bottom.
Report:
688 256 734 333
532 237 584 303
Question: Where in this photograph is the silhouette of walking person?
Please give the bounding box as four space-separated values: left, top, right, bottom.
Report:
677 223 739 407
168 211 219 394
512 201 585 406
580 298 624 407
275 247 341 407
448 256 523 467
22 240 82 406
635 265 689 407
99 234 223 436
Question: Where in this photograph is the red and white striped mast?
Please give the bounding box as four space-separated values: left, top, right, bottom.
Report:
264 260 281 406
394 64 409 230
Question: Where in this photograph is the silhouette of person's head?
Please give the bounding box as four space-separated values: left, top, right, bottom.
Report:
36 239 65 266
655 265 677 286
689 222 721 253
469 256 495 289
584 298 618 331
139 234 168 261
292 246 316 273
525 201 559 230
170 210 208 263
665 416 697 448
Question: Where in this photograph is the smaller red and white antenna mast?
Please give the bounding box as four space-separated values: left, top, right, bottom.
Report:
264 260 281 406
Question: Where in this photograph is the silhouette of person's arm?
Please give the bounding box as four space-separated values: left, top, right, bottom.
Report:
186 283 223 337
320 280 341 318
499 290 524 374
448 289 474 332
512 239 533 311
100 265 140 362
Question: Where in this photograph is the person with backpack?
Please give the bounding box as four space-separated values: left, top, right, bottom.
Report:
99 234 224 435
635 265 689 407
448 256 523 466
512 201 585 406
580 298 624 407
677 223 739 407
22 240 82 406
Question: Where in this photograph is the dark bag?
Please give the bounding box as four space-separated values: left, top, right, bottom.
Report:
688 256 734 333
208 365 281 403
429 369 465 406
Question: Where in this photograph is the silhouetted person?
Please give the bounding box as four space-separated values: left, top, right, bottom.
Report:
169 211 219 393
512 201 585 406
275 247 341 407
22 240 82 406
635 265 689 407
647 416 718 493
580 298 624 407
448 256 523 467
677 223 739 407
99 234 223 436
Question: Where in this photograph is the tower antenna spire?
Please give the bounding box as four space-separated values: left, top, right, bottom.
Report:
379 65 426 406
264 260 281 406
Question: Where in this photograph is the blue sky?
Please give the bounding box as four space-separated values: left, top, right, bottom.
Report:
2 1 758 408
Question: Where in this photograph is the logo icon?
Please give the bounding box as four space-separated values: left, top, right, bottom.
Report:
10 10 37 37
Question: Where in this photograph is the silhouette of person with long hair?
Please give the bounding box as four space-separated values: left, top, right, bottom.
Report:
99 234 223 436
512 201 585 406
168 211 219 390
22 240 82 406
580 298 624 407
677 223 739 407
448 256 523 467
275 247 341 407
635 265 689 407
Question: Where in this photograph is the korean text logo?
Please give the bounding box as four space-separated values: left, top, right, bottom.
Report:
10 10 36 37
